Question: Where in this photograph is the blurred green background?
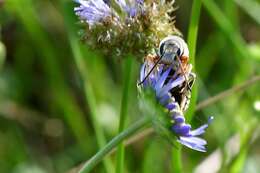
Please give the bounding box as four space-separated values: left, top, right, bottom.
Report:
0 0 260 173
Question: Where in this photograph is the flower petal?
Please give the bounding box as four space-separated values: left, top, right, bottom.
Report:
172 114 185 123
178 137 207 152
190 124 208 136
154 67 171 94
180 136 207 145
166 101 178 110
172 124 191 136
158 75 185 98
158 93 171 105
140 63 146 82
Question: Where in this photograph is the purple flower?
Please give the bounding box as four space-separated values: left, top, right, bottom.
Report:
139 58 212 152
116 0 144 17
74 0 113 26
171 112 213 152
74 0 145 26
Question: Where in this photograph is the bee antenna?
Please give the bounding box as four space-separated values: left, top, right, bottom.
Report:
138 51 165 86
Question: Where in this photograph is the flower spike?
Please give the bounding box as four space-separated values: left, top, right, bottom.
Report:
139 56 212 152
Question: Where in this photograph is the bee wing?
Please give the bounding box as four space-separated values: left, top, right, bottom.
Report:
188 72 196 89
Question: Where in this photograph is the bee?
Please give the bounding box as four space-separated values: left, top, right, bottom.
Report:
139 35 196 111
158 36 189 69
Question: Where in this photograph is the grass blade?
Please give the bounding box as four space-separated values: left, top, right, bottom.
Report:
234 0 260 25
59 1 115 172
116 57 133 173
186 0 202 122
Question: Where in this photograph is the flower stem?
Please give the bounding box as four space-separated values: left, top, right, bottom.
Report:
116 57 134 173
172 144 182 173
79 117 151 173
186 0 202 122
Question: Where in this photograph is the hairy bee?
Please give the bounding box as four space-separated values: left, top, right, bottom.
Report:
139 35 196 112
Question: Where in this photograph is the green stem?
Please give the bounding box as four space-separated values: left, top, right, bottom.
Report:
79 117 151 173
172 145 182 173
59 2 114 172
187 0 202 67
116 57 133 173
186 0 202 122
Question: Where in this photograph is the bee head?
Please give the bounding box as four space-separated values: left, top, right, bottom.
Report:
159 35 189 62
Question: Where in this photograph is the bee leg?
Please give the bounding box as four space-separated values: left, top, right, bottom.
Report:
180 73 196 111
187 73 196 92
180 92 191 112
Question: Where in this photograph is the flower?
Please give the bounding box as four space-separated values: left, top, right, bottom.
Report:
171 111 213 152
74 0 114 26
139 58 212 152
116 0 144 17
74 0 144 26
74 0 180 59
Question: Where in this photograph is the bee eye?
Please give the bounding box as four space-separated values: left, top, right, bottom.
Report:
177 48 181 57
159 42 165 56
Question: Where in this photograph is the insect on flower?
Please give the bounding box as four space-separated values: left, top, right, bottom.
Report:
139 35 196 111
138 35 213 152
139 35 194 87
